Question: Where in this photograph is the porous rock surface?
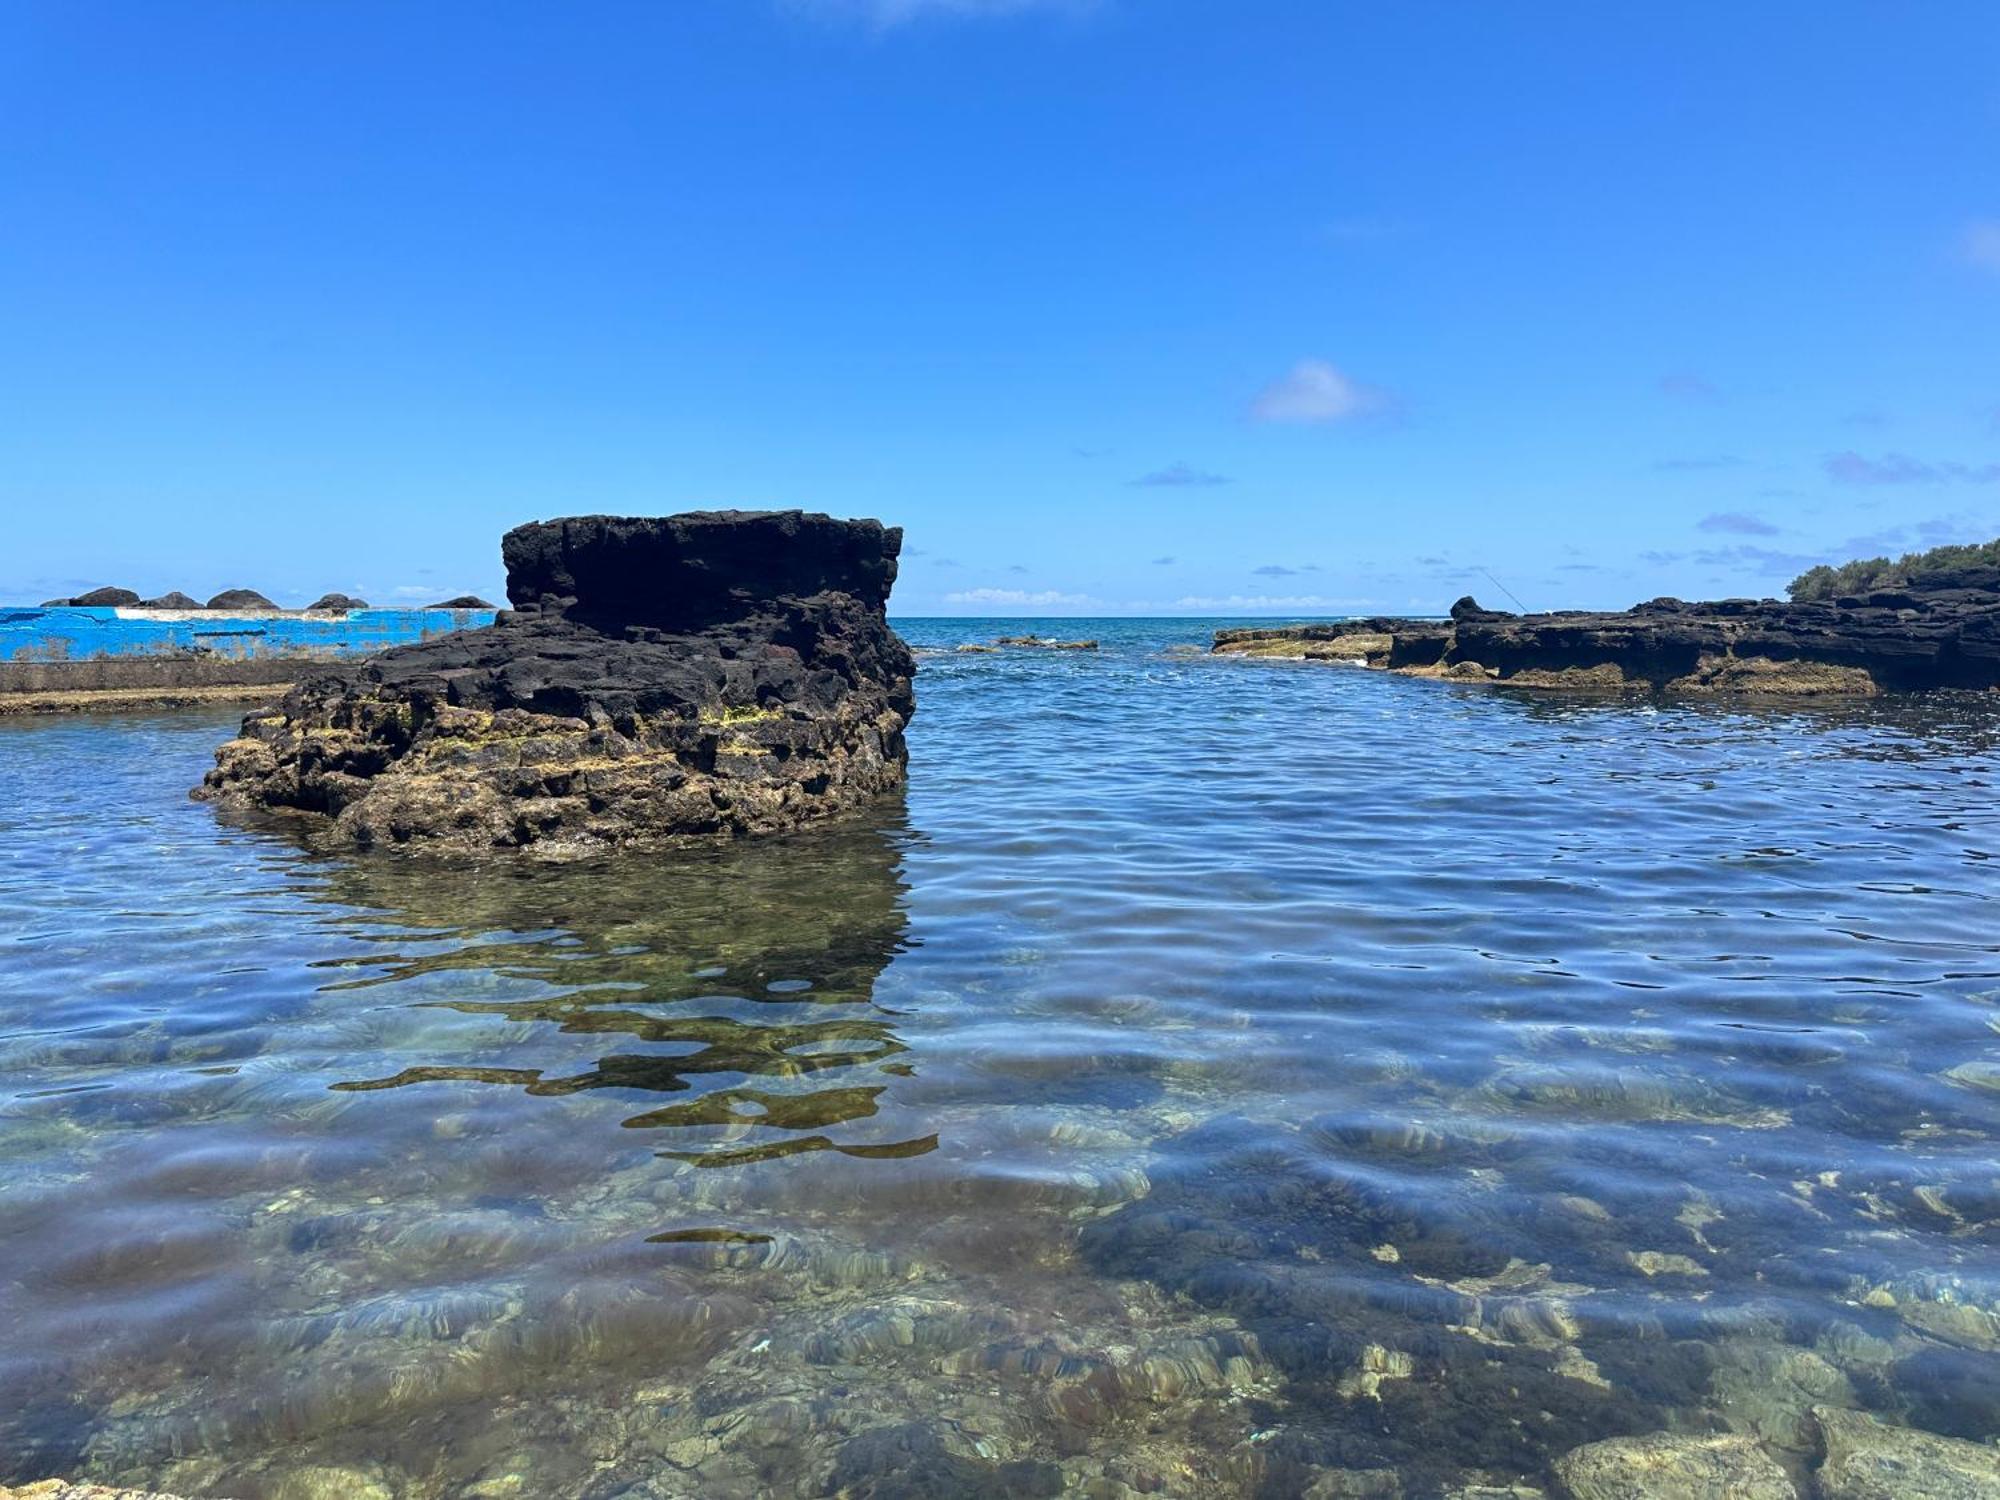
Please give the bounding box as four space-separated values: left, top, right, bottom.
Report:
1214 568 2000 694
195 510 913 856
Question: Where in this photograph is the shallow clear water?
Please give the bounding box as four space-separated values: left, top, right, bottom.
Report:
2 618 1998 1499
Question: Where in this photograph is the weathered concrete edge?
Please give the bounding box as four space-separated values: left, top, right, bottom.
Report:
0 684 289 716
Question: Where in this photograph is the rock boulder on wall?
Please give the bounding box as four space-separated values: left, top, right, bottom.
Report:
194 510 915 857
204 588 279 610
306 592 370 612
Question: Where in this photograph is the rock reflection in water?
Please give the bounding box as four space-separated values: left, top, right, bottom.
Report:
312 819 932 1165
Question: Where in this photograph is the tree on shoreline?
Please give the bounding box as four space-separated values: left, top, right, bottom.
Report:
1788 537 2000 601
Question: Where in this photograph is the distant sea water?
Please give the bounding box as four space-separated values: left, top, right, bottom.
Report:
1 617 1997 1498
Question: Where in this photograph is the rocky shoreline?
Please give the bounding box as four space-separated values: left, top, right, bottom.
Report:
194 510 914 857
1214 566 2000 694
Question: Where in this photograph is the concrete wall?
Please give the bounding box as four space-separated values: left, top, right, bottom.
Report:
0 605 497 665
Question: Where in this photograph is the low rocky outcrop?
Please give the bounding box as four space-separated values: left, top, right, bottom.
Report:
996 635 1099 650
1214 578 2000 694
139 591 201 609
194 510 914 856
429 593 496 609
204 588 278 611
306 592 369 612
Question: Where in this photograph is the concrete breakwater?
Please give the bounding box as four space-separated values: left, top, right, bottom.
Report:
1214 568 2000 694
0 605 498 713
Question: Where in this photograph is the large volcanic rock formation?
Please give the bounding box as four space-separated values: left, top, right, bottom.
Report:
1214 574 2000 694
195 511 914 855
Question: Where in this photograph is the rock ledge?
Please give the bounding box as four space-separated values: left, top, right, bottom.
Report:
1214 578 2000 694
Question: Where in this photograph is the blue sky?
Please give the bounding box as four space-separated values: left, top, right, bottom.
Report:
4 1 1998 615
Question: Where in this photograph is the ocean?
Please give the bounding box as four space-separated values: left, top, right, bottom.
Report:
1 617 1996 1497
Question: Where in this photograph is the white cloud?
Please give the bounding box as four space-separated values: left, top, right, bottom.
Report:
943 587 1100 607
1251 359 1384 424
1961 219 2000 273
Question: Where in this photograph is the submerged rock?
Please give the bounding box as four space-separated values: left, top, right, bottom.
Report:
1550 1432 1796 1498
194 510 914 856
204 588 278 611
1812 1406 2000 1500
1213 575 2000 693
995 636 1098 650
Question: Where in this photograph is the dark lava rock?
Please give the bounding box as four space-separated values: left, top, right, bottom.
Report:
307 592 369 612
139 591 202 610
1215 574 2000 693
64 586 142 608
204 588 278 611
428 594 496 610
195 510 914 857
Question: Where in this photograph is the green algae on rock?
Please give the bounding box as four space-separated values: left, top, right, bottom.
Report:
193 511 914 856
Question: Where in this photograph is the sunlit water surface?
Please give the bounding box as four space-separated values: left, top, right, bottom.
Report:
2 618 1998 1499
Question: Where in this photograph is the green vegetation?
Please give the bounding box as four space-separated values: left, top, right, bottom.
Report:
1787 537 2000 602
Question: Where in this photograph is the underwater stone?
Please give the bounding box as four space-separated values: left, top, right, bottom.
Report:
1812 1407 2000 1500
195 511 914 856
822 1423 1062 1499
1550 1432 1796 1499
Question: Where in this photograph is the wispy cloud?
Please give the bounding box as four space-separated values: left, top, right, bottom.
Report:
1658 372 1718 401
795 0 1088 25
1839 514 1994 556
1006 564 1029 574
943 586 1099 607
1698 511 1780 536
1652 455 1744 472
1690 544 1821 578
1150 555 1176 566
1251 359 1386 424
1252 563 1320 577
1166 593 1376 611
1825 451 2000 486
1129 461 1231 488
1961 219 2000 273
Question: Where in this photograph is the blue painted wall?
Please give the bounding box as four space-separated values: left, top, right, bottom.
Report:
0 606 498 664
